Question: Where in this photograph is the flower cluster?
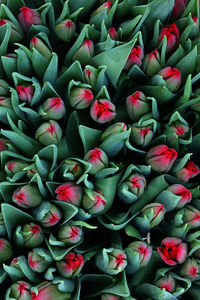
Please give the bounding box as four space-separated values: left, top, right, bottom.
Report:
0 0 200 299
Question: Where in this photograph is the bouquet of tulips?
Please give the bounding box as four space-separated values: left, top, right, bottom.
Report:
0 0 200 299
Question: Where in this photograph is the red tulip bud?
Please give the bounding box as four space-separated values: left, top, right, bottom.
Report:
73 39 94 65
16 85 35 103
108 27 119 40
18 6 42 31
35 120 62 146
69 87 94 109
90 1 113 18
84 147 109 174
174 160 199 182
54 19 76 42
124 46 144 70
0 19 23 43
141 203 166 228
96 249 127 275
17 223 44 248
90 99 116 124
84 67 96 86
131 125 154 147
126 91 150 121
38 97 66 120
167 184 192 208
82 189 107 214
5 159 28 176
28 248 53 273
182 205 200 229
159 67 181 92
30 281 71 300
155 274 176 292
142 49 161 76
180 258 200 281
55 182 83 206
101 294 124 300
171 0 186 20
57 223 82 245
0 96 12 108
12 184 42 208
158 23 179 53
56 252 84 278
30 37 52 60
126 241 152 268
9 281 31 300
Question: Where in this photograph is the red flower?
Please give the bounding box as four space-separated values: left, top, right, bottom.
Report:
55 182 83 207
157 237 187 266
90 99 116 124
69 87 94 109
56 252 84 278
108 27 119 40
84 147 109 174
124 46 144 70
167 184 192 208
155 274 176 292
159 67 181 92
146 144 178 173
126 91 150 121
142 49 161 76
16 85 35 102
18 6 42 31
171 0 186 20
158 23 179 53
175 160 199 182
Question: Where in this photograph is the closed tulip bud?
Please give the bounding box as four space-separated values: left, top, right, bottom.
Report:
30 281 71 300
34 202 62 227
0 96 12 108
159 67 181 92
12 184 42 208
69 87 94 109
180 258 200 281
168 184 192 209
30 37 52 60
167 120 189 138
57 223 82 245
155 274 176 293
101 294 124 300
28 248 53 273
158 23 179 53
126 91 150 121
131 125 154 147
91 1 113 18
35 120 62 146
108 27 119 40
100 122 127 141
174 160 199 182
84 148 109 174
157 237 187 266
16 85 35 103
54 19 76 42
8 281 32 300
90 99 116 123
16 223 44 247
124 46 144 70
18 6 42 31
0 238 13 262
38 97 66 120
171 0 186 20
55 182 83 206
141 203 166 228
0 19 23 43
73 39 94 65
146 144 177 173
0 138 9 152
5 159 28 176
60 159 83 180
0 79 10 95
126 241 152 273
96 248 127 275
142 49 161 76
82 189 107 214
56 252 84 278
84 68 96 86
182 205 200 229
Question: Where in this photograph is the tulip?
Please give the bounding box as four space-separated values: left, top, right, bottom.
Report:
142 49 161 76
146 144 178 173
131 125 154 147
101 295 124 300
126 91 150 121
30 37 52 60
159 67 181 92
155 274 176 293
8 281 32 300
124 46 144 70
0 19 23 43
127 241 152 268
69 87 94 109
0 138 9 152
96 248 127 275
55 182 83 206
35 120 62 146
16 85 35 103
16 223 44 248
174 160 199 182
38 97 66 120
60 159 83 180
158 23 179 53
34 202 62 227
30 281 71 300
141 203 166 228
100 122 127 141
182 205 200 229
82 189 107 214
0 238 13 262
167 120 189 138
83 67 96 86
28 248 53 273
167 184 192 209
5 159 28 176
90 99 116 123
18 6 42 31
12 184 42 209
157 237 187 266
90 1 113 18
57 223 82 245
54 19 76 42
0 96 12 108
56 252 84 278
73 39 94 65
180 258 200 281
171 0 186 20
108 27 119 41
84 147 109 174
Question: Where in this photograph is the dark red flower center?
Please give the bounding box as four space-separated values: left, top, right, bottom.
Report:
0 19 6 26
47 123 56 134
65 20 73 28
185 161 199 175
30 225 40 234
190 266 198 276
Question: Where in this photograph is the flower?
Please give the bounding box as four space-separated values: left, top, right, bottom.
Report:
38 97 66 120
158 23 179 53
16 85 35 102
35 203 62 227
0 19 23 43
126 91 150 121
35 120 62 146
30 281 71 300
100 122 127 141
84 147 109 174
55 182 83 206
16 223 44 248
141 203 166 228
167 184 192 208
108 27 119 40
18 6 42 31
90 99 116 123
131 125 154 147
0 238 13 262
182 205 200 229
155 274 176 293
54 19 76 42
159 67 181 92
167 120 189 138
142 49 161 76
12 184 42 209
69 87 94 109
73 39 94 65
56 252 84 278
82 189 107 214
157 237 187 266
171 0 186 20
30 37 52 60
90 1 113 18
28 248 53 273
126 241 152 268
5 159 28 176
146 144 178 172
124 46 144 70
60 159 83 180
9 281 31 300
83 67 96 86
180 258 200 281
174 160 199 182
57 223 82 245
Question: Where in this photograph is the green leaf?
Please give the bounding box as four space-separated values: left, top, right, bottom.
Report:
102 271 130 297
43 53 58 84
79 125 102 155
66 111 83 156
175 46 197 82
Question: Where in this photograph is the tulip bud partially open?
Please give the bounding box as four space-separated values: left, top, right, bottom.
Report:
159 67 181 92
55 182 83 206
126 91 150 121
84 147 109 174
90 99 116 123
18 6 42 31
16 85 35 103
56 252 84 278
35 120 62 146
124 46 144 70
174 160 199 182
158 23 179 53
